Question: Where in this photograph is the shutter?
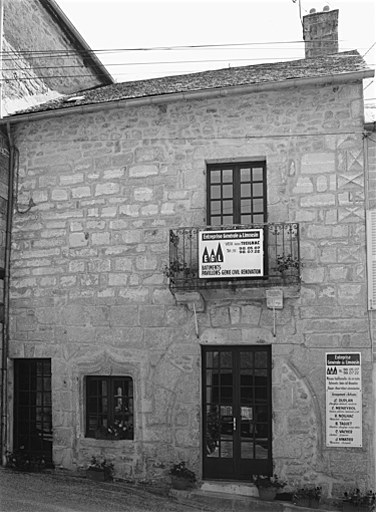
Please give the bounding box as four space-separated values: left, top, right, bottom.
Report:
366 209 376 310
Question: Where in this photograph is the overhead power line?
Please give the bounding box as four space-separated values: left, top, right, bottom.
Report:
0 37 372 59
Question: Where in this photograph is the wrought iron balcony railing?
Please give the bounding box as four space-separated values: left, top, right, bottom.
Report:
167 223 300 291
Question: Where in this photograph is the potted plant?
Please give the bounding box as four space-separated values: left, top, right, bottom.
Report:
343 489 376 511
252 474 286 501
163 259 195 285
95 419 133 440
275 253 301 276
86 456 114 482
293 485 322 509
6 450 47 472
169 461 196 490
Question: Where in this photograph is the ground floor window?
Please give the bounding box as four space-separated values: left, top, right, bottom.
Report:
86 376 134 440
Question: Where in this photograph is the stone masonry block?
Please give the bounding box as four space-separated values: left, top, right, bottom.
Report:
108 273 128 286
337 283 365 305
91 232 110 245
139 306 165 327
69 233 87 247
129 164 159 177
72 186 91 198
301 152 335 174
60 173 84 185
134 188 154 201
292 177 313 194
51 189 69 201
95 182 120 196
300 194 336 207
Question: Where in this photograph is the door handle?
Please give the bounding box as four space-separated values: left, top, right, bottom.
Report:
233 417 237 431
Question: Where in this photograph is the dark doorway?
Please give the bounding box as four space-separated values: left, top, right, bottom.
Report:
202 346 272 480
13 359 53 465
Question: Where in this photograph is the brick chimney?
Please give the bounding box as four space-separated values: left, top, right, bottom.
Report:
303 7 339 58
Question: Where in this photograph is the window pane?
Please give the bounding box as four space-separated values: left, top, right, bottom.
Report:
253 183 264 197
255 352 267 368
210 201 221 214
252 168 263 181
222 216 233 225
223 169 233 182
253 214 264 223
241 183 251 197
241 214 252 224
241 199 252 212
241 351 253 369
222 184 233 199
253 198 264 213
240 168 251 181
222 200 233 215
210 185 221 199
210 170 221 183
212 217 222 226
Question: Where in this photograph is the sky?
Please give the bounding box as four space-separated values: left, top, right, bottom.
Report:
55 0 375 103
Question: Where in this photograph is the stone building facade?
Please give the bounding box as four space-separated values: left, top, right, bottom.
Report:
1 6 375 502
4 60 375 494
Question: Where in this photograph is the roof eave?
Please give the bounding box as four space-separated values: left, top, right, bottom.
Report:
2 68 374 125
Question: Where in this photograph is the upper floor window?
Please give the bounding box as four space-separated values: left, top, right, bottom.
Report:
86 376 134 440
206 161 267 226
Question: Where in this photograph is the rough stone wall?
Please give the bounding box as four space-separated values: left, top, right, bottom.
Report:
8 79 374 493
1 39 59 116
2 0 108 114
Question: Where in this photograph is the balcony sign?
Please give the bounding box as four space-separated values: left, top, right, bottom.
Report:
198 229 264 279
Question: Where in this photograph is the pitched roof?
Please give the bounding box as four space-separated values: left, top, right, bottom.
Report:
10 50 374 118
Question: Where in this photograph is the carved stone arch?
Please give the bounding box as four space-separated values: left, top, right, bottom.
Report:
273 358 322 482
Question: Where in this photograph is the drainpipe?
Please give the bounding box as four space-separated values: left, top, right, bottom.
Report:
1 122 15 465
0 0 3 120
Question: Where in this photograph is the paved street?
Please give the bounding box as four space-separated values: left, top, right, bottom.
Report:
0 468 208 512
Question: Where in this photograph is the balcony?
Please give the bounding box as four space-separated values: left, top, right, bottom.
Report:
166 223 300 292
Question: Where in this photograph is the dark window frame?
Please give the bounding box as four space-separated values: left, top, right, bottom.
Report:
85 375 134 440
206 161 267 226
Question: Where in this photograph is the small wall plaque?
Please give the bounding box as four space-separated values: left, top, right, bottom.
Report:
266 288 283 309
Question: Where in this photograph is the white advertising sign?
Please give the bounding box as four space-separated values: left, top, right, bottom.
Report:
198 229 264 279
326 352 362 448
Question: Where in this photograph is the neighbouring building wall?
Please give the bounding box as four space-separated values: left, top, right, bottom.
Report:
3 0 110 115
0 128 9 460
8 79 374 495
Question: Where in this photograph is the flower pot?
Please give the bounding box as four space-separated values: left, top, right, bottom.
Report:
258 487 277 501
295 497 320 509
343 503 373 512
171 475 194 490
86 469 106 482
86 468 112 482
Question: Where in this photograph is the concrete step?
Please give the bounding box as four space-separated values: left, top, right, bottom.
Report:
169 481 338 512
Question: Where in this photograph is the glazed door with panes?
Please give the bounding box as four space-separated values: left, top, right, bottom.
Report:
13 359 53 465
202 346 272 480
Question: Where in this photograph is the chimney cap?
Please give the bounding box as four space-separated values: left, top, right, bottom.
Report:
309 8 316 13
323 5 330 11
